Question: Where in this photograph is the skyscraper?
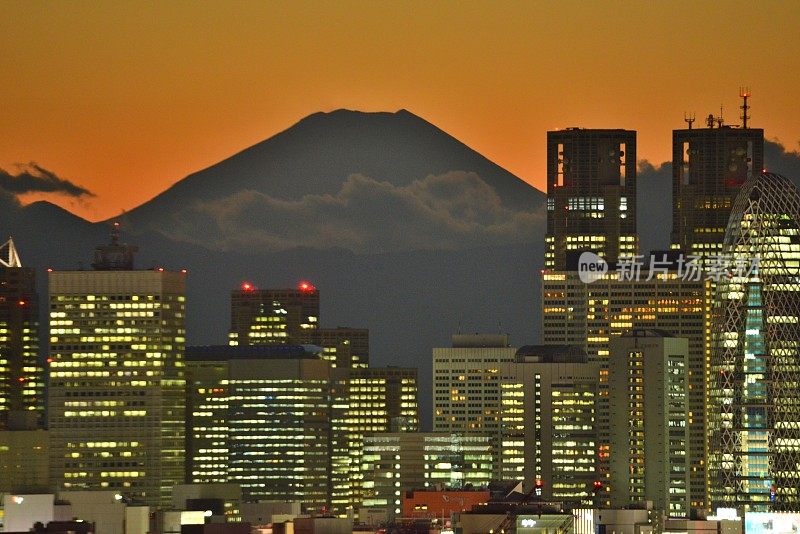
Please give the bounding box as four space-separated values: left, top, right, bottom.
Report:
671 116 764 260
608 330 690 516
432 334 516 478
228 283 319 346
499 345 599 505
0 238 43 429
545 128 637 269
229 282 369 367
48 229 186 506
541 268 711 510
185 344 351 514
347 366 419 509
708 172 800 512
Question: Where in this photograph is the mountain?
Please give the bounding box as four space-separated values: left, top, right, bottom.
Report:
119 109 544 233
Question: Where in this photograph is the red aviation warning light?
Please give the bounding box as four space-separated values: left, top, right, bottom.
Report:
298 281 316 293
241 282 255 291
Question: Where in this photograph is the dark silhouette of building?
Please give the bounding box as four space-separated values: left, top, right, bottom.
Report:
545 128 637 269
671 107 764 260
0 238 42 430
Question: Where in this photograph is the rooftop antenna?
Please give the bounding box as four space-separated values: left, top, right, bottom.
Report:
684 112 696 130
706 113 715 128
716 105 724 128
0 237 22 267
740 87 751 129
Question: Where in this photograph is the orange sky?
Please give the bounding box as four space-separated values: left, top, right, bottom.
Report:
2 1 799 221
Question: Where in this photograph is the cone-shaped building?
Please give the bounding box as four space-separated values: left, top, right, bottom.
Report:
708 172 800 512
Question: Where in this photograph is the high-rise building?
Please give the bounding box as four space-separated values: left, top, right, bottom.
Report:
361 433 494 518
347 366 419 507
545 128 637 269
184 345 349 514
315 327 369 368
0 238 43 430
499 345 599 505
708 172 800 512
608 330 690 516
229 282 368 367
348 367 418 433
48 228 186 506
671 116 764 260
229 282 319 346
432 334 516 478
541 269 711 510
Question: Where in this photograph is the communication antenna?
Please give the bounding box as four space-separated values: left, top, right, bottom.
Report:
706 113 715 128
0 237 22 267
740 87 751 128
716 105 724 128
684 112 696 130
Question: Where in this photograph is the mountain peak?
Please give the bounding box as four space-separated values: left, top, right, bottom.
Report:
117 109 544 227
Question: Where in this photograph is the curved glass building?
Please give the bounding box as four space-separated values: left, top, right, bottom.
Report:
708 172 800 512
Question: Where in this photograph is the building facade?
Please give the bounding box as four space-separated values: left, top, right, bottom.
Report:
184 345 349 514
432 334 516 478
48 232 186 507
545 128 637 269
0 238 43 430
499 346 599 505
608 330 690 516
671 123 764 260
541 270 711 510
708 172 800 512
361 433 494 518
229 283 368 368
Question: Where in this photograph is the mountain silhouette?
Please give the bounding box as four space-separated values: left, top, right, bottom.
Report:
118 109 544 234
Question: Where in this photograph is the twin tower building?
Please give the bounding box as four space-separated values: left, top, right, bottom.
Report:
538 108 800 515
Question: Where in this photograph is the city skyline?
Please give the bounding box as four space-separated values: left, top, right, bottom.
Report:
4 3 800 530
2 2 800 220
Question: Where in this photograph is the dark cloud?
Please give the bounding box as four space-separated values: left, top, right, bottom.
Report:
765 138 800 182
0 163 94 197
162 171 545 254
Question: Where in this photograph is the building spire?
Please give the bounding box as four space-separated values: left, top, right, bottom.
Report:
0 237 22 267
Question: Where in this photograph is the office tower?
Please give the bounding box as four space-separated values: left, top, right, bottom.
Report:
545 128 637 269
348 367 419 433
347 367 419 508
432 334 516 478
499 345 599 505
228 283 319 346
608 330 690 516
185 345 350 514
315 327 369 368
541 268 711 510
361 433 494 518
0 238 43 430
671 106 764 259
48 229 186 506
229 282 369 367
708 172 800 512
